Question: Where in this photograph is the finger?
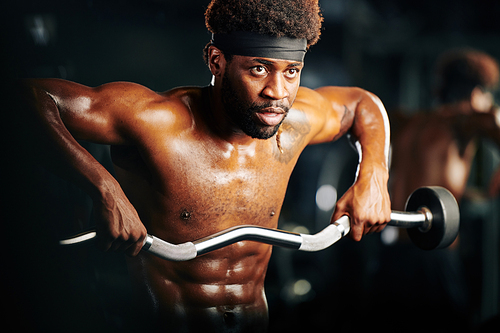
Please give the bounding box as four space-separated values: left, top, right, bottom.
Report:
349 223 364 242
96 233 114 252
117 231 146 256
110 232 138 251
125 241 144 257
331 211 346 225
367 222 387 235
109 239 126 252
331 199 350 219
109 234 140 256
100 231 131 252
372 224 386 234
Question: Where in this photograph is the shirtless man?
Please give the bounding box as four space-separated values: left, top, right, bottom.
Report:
17 1 391 331
390 48 500 210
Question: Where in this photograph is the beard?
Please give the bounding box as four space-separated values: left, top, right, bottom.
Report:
221 72 289 139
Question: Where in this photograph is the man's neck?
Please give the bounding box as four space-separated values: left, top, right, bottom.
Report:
205 85 257 146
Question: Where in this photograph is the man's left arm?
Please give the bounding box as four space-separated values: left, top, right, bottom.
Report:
304 86 392 241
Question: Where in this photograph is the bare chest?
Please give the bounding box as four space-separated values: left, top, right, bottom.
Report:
112 135 298 243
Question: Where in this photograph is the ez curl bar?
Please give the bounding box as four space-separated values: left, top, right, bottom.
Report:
60 186 460 261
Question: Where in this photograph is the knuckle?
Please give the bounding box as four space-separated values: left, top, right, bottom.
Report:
105 227 121 240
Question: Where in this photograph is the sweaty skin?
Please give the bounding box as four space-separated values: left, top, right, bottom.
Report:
22 50 391 332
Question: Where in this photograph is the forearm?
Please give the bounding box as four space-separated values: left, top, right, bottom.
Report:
11 80 146 255
350 91 390 181
330 89 391 240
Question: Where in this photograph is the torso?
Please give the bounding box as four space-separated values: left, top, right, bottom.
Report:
109 86 312 331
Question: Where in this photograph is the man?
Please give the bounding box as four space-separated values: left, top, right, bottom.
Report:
390 48 500 210
385 48 500 332
16 0 391 331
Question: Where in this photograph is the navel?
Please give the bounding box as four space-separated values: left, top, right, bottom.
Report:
223 311 236 325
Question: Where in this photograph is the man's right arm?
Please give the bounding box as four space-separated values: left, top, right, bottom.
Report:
16 78 148 256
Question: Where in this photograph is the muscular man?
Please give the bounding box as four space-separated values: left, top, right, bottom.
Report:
390 48 500 210
16 1 391 331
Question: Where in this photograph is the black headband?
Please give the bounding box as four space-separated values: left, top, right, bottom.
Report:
211 31 307 62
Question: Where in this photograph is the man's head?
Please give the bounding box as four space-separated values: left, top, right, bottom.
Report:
203 0 323 139
435 48 499 110
203 0 323 65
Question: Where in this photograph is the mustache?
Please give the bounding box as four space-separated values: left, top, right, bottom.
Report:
249 101 290 113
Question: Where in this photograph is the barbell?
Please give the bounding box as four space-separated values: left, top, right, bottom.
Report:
60 186 460 261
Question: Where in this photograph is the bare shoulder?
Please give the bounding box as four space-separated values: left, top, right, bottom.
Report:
26 78 164 108
111 84 204 137
293 86 328 109
78 81 202 134
26 78 204 143
294 85 372 115
291 86 334 123
93 82 201 122
152 86 205 127
28 78 201 113
290 86 352 144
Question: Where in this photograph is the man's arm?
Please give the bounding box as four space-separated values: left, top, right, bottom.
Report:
300 86 392 241
14 78 150 255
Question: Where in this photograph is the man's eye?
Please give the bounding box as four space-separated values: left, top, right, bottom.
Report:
285 68 299 79
251 66 267 75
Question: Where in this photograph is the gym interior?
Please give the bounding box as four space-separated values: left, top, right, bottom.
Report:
1 1 499 332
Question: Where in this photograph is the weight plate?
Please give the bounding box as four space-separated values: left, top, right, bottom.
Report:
405 186 460 250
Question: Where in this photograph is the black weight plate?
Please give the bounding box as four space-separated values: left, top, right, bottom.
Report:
405 186 460 250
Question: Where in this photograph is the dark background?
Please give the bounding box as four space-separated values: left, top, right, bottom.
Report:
1 1 499 332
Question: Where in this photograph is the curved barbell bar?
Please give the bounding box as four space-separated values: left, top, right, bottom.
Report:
60 210 429 262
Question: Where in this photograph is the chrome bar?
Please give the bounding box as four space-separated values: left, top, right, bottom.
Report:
193 225 302 256
300 215 350 251
59 230 97 245
145 235 197 262
389 210 427 228
60 210 433 261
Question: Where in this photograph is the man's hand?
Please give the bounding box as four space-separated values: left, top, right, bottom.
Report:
331 165 391 241
93 181 147 257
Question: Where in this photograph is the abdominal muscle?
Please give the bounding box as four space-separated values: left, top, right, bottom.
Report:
126 241 272 333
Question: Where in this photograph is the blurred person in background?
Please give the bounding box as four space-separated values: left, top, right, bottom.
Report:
390 48 500 209
382 48 500 332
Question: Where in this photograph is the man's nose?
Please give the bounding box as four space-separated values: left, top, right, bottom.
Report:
261 73 289 100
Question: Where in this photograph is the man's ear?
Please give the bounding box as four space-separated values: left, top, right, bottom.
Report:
208 45 226 77
471 86 494 112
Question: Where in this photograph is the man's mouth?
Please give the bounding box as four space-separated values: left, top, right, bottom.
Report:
254 107 286 126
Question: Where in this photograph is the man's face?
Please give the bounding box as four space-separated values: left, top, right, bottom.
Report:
221 55 303 139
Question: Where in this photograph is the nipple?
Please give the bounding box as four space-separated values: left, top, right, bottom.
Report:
180 209 191 221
